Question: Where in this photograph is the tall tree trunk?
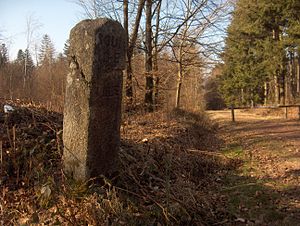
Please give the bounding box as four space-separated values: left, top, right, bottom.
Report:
280 76 285 105
9 72 13 100
273 28 284 106
285 67 289 105
126 59 133 100
123 0 133 105
153 49 158 109
297 56 300 93
153 0 161 109
175 32 186 109
175 62 183 108
144 0 153 112
23 52 28 98
250 88 254 108
153 60 159 109
124 0 145 105
274 75 279 105
241 88 244 105
286 52 294 104
123 0 128 65
264 82 268 106
280 65 285 105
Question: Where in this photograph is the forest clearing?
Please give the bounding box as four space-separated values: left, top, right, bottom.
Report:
1 102 299 225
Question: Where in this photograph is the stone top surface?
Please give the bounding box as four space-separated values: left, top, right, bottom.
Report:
69 18 126 81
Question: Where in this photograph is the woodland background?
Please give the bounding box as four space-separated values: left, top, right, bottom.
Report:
0 0 230 113
0 0 300 112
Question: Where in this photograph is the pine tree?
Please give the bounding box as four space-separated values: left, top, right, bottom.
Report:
221 0 300 107
39 34 55 65
0 43 9 68
16 49 25 63
24 49 35 72
63 39 70 57
221 0 267 106
16 49 34 74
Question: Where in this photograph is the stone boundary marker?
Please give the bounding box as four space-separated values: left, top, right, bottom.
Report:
63 18 126 181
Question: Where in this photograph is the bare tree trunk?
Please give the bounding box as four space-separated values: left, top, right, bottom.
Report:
123 0 133 105
286 52 294 104
153 60 159 109
123 0 128 60
264 82 267 106
144 0 153 112
9 71 13 100
125 0 145 104
285 71 289 105
241 88 244 105
125 58 133 99
286 52 295 104
23 63 27 94
272 28 283 106
24 15 41 99
280 65 285 105
250 88 254 108
34 44 39 67
274 75 279 105
127 0 145 58
280 78 285 105
297 56 300 93
175 62 183 108
23 50 29 98
153 0 162 109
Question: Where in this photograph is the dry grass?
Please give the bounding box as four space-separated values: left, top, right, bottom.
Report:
213 109 300 225
0 101 239 225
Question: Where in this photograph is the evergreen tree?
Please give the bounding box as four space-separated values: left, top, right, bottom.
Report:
63 39 70 57
15 49 34 72
0 43 9 68
39 34 55 65
16 49 25 63
24 49 35 72
221 0 266 106
221 0 300 106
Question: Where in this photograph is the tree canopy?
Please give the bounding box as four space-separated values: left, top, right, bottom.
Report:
221 0 300 107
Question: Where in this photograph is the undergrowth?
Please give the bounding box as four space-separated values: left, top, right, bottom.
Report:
0 101 237 225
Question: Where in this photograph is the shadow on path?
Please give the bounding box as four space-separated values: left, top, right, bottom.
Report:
209 110 300 225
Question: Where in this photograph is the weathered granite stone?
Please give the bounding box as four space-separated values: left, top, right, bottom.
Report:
63 18 126 181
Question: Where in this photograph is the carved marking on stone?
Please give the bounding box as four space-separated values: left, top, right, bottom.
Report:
63 18 126 181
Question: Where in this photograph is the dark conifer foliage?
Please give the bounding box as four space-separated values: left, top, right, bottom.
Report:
0 43 9 68
221 0 300 107
39 34 55 65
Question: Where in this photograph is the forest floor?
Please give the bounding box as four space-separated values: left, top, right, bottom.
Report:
0 101 235 225
208 108 300 225
1 100 300 225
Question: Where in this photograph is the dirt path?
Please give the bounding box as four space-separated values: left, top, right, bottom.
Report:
208 109 300 225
